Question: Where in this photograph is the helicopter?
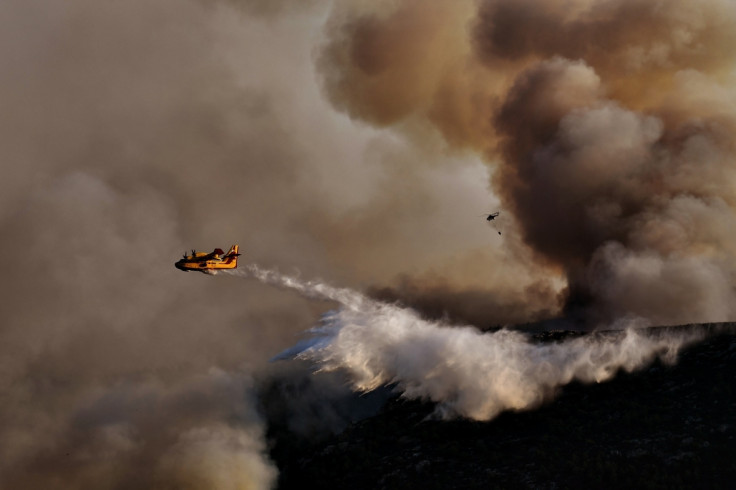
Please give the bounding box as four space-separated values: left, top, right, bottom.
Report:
479 212 502 235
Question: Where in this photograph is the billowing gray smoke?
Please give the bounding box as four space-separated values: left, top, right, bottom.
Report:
319 0 736 327
4 0 736 487
0 1 340 488
0 1 499 487
494 57 736 325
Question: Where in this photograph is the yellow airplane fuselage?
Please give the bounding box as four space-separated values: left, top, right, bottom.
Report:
175 245 239 274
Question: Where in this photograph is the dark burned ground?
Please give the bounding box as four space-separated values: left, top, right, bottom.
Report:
267 325 736 489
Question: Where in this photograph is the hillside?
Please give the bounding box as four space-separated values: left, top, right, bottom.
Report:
268 325 736 489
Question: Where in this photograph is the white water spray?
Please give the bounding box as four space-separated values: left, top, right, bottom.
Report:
226 265 703 421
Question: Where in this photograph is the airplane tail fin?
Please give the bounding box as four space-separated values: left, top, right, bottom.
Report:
224 245 240 266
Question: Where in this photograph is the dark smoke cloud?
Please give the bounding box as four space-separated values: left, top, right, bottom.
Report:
319 0 497 150
491 58 736 325
474 0 736 84
369 272 560 328
318 0 736 327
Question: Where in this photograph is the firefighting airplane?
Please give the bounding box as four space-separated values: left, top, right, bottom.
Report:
175 245 240 274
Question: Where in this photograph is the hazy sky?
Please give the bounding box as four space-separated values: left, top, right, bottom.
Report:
2 1 736 488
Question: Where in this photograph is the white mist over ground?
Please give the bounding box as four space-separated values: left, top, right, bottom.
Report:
226 266 704 421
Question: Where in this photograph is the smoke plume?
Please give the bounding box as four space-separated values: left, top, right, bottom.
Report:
5 0 736 487
0 1 342 488
2 1 500 486
319 0 736 327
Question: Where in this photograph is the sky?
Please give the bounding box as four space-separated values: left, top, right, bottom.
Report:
2 0 736 488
